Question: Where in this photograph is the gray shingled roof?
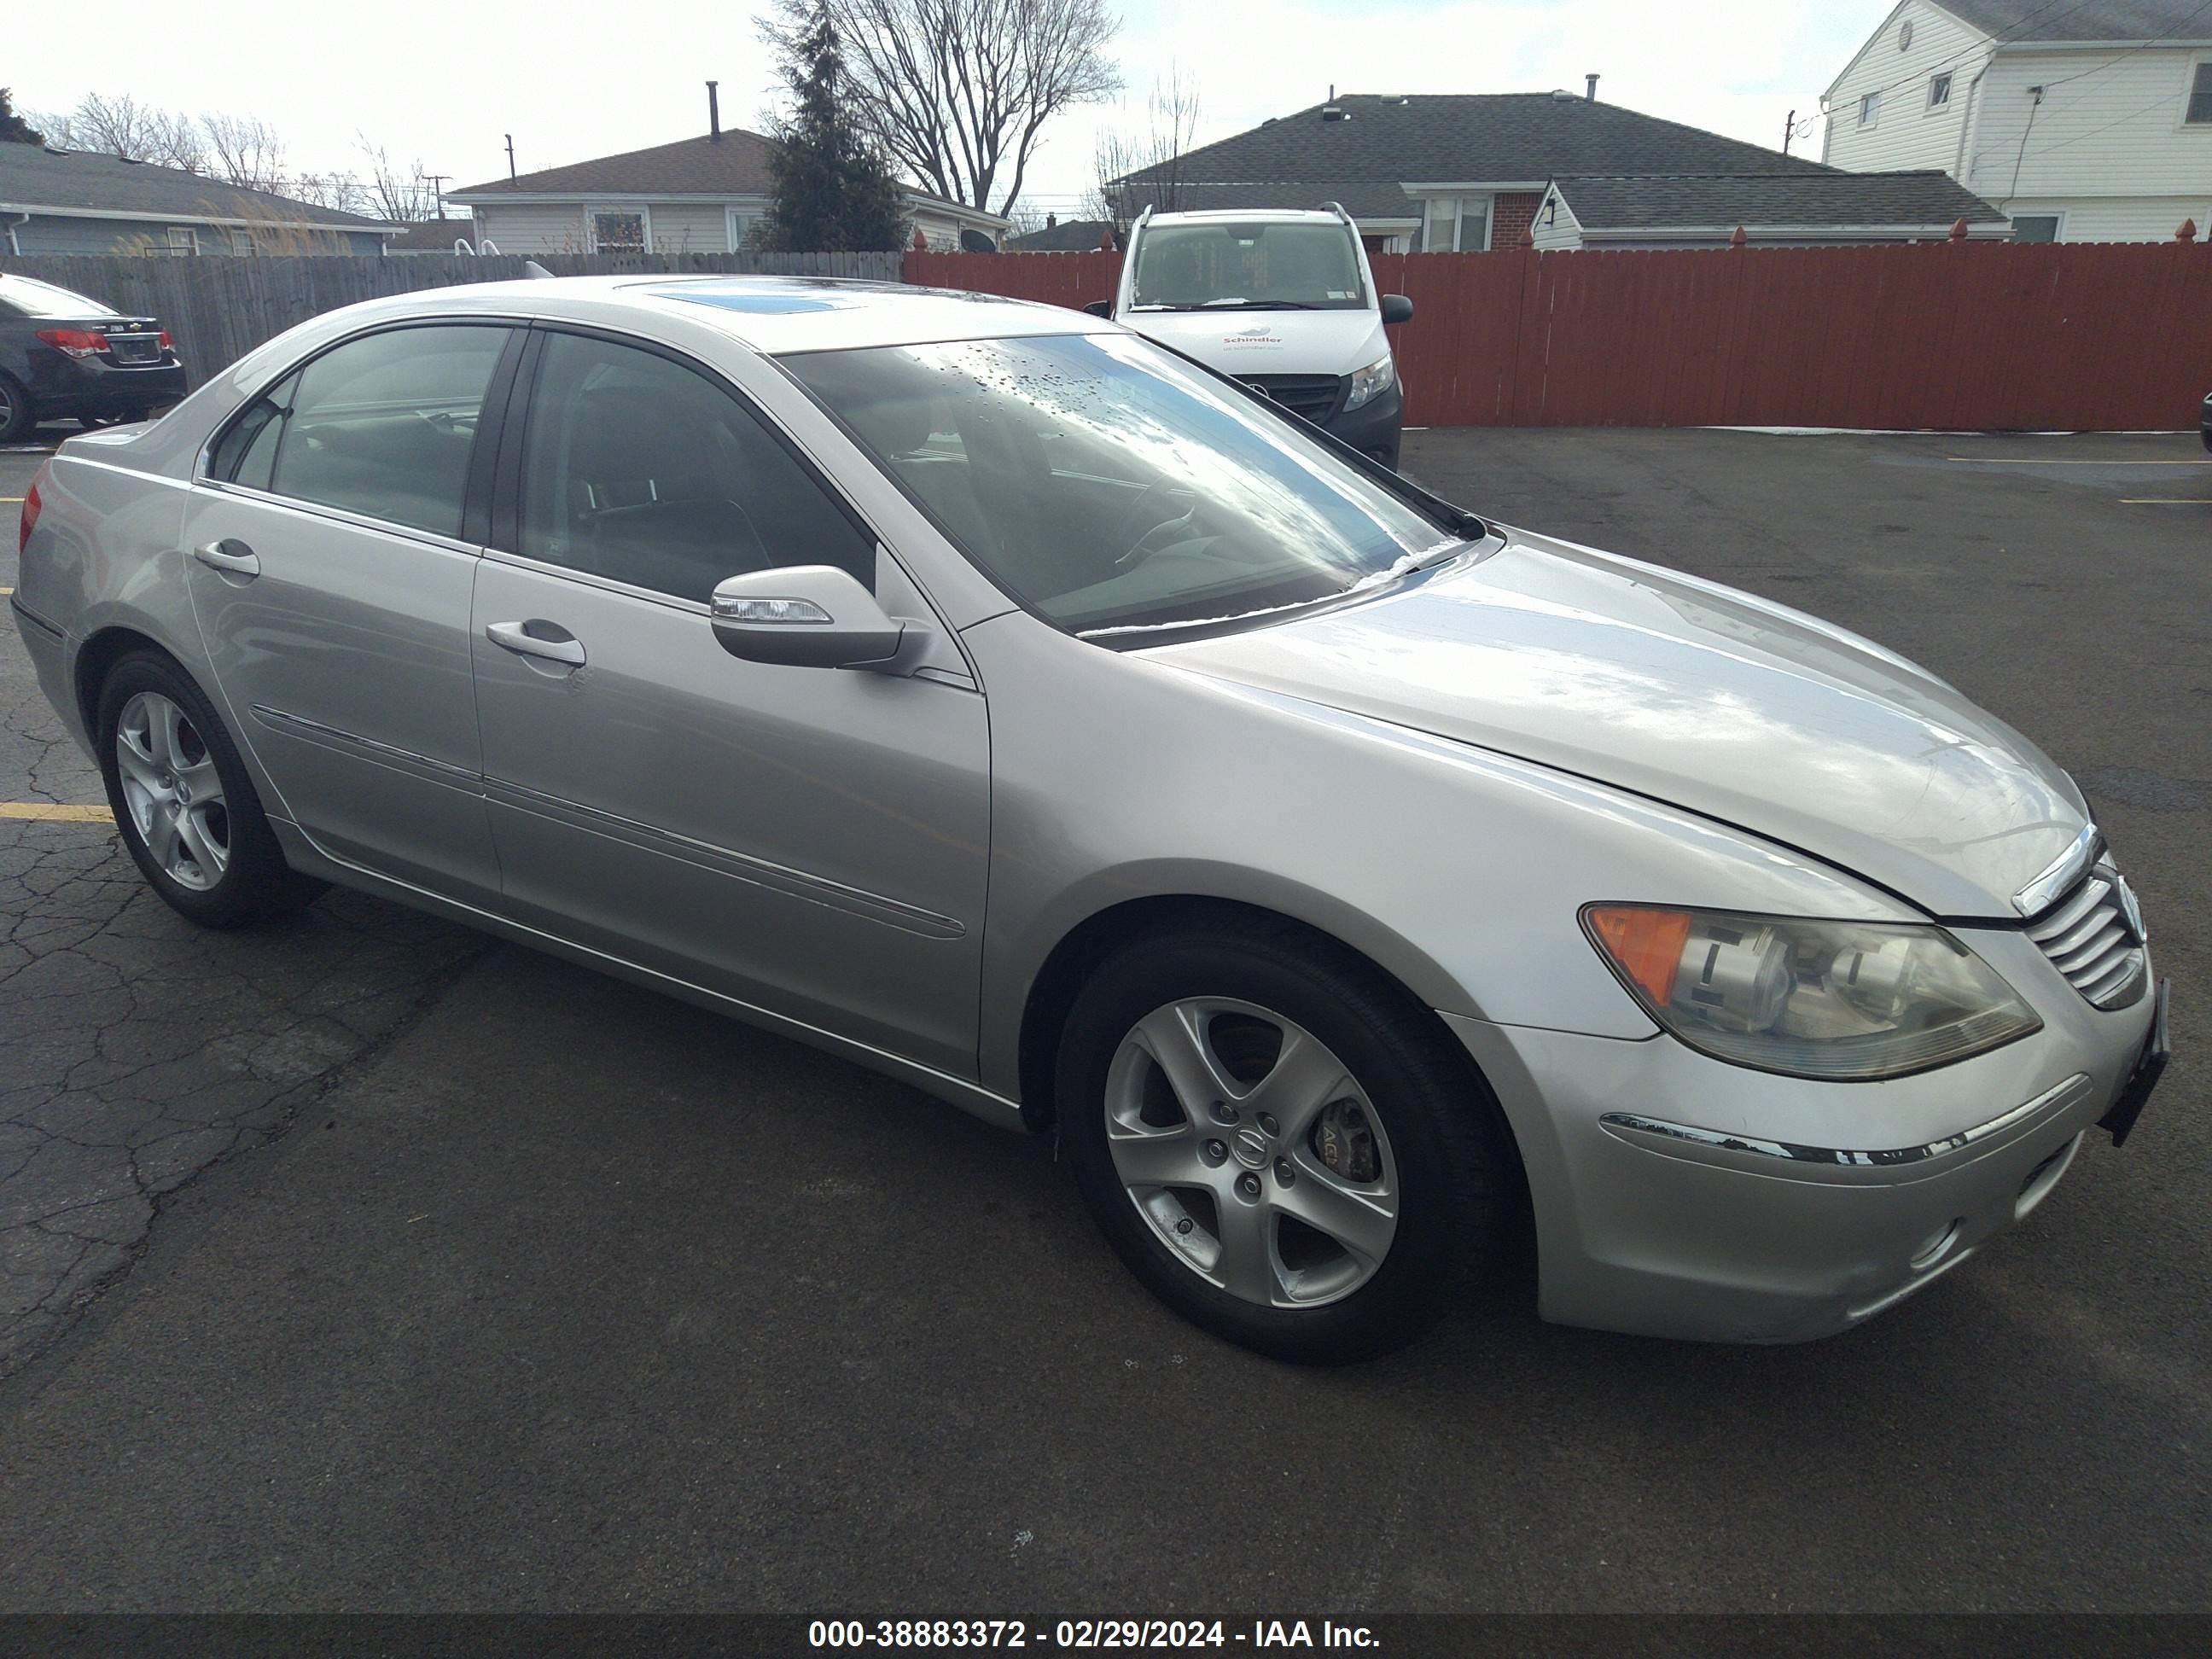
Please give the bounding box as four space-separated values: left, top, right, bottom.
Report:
1117 92 1831 192
452 131 780 197
1553 171 2007 231
1113 182 1426 219
0 143 392 229
1006 218 1120 250
1937 0 2212 42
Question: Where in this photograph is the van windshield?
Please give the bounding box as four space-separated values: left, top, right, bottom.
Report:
786 331 1459 639
1128 222 1369 312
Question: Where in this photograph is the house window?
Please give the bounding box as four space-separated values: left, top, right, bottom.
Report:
1860 91 1881 126
165 225 200 256
1421 194 1491 252
2011 214 2061 242
1930 73 1953 108
589 208 648 253
229 228 256 257
726 208 754 252
2187 62 2212 125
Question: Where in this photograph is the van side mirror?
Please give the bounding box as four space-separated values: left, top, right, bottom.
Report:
1083 300 1113 317
710 566 906 669
1380 294 1414 325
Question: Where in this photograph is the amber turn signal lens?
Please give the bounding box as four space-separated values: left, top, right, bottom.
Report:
1586 905 1693 1004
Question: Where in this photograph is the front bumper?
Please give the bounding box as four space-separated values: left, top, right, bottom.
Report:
1320 382 1403 467
1446 927 2162 1343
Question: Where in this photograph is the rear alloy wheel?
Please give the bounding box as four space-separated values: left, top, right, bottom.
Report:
1059 921 1518 1362
0 372 34 444
96 650 326 928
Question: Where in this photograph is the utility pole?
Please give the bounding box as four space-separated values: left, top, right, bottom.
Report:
427 173 450 219
504 134 516 180
1783 108 1796 156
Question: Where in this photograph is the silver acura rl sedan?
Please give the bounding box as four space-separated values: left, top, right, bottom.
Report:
11 276 2171 1360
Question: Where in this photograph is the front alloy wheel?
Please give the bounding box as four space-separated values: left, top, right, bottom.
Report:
1105 998 1400 1308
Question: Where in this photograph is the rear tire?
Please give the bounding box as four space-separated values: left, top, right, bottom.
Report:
0 372 35 444
94 650 327 928
1057 917 1519 1363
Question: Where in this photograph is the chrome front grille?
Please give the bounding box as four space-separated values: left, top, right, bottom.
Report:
2026 860 2148 1010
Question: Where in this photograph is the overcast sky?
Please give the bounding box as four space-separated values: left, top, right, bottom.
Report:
14 0 1887 217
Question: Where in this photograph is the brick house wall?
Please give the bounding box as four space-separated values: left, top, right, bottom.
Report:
1492 192 1543 251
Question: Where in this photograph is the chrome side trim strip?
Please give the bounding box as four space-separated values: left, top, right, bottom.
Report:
1600 1073 2093 1171
249 704 480 785
483 777 967 941
2015 823 2103 919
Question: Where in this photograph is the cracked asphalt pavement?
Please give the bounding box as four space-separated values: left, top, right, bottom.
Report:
0 429 2207 1613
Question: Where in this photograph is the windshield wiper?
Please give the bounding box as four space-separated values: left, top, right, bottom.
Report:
1197 298 1317 310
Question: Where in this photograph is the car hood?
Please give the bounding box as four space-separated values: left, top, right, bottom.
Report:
1147 528 2088 919
1116 308 1387 376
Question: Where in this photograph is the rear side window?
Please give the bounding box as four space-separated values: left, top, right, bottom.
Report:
513 330 875 602
212 325 510 538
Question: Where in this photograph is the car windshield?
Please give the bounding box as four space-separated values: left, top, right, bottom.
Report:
0 274 117 318
1128 221 1369 311
785 331 1458 637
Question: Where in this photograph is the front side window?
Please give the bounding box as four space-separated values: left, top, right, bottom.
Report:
212 324 510 538
2188 62 2212 125
0 275 116 318
1128 222 1370 311
787 331 1461 638
515 331 874 602
591 209 647 253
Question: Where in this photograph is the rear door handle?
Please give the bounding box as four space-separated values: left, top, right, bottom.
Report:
192 539 259 577
485 620 586 666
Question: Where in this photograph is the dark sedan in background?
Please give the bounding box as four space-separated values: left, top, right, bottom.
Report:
0 273 185 442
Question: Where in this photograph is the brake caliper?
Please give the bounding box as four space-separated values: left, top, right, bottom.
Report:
1313 1101 1380 1184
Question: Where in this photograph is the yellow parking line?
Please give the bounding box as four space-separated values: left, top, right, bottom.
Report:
2121 498 2211 504
0 803 113 822
0 495 21 502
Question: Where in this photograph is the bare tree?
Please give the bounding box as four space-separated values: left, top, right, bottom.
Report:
283 172 370 215
201 112 288 193
356 138 443 223
36 92 207 172
1090 68 1202 228
763 0 1120 218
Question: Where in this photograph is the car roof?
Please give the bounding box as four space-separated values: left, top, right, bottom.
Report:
310 273 1111 358
1141 209 1347 226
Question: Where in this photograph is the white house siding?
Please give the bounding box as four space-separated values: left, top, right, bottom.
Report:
467 202 588 253
1997 195 2212 241
1824 1 1988 172
1964 48 2212 224
9 214 382 255
645 201 740 252
1529 192 1584 250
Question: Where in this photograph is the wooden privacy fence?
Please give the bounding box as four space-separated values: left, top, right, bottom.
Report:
906 242 2212 432
0 252 903 391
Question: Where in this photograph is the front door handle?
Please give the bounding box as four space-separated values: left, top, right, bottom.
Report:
485 620 586 666
192 538 259 577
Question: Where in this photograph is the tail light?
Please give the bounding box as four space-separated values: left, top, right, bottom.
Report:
18 469 44 555
158 329 176 353
35 327 106 359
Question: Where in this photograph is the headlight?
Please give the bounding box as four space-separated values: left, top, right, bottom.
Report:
1344 352 1395 410
1582 905 2040 1080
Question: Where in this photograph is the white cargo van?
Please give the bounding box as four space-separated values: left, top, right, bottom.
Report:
1090 205 1414 467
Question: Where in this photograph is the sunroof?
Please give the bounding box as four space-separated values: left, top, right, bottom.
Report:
647 282 863 315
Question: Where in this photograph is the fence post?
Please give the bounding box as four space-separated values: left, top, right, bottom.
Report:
2179 218 2199 243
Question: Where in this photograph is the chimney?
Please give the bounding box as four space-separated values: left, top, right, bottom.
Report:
707 79 721 140
1045 212 1057 228
1586 73 1600 101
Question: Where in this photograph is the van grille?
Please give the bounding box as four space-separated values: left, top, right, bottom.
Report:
2026 860 2148 1010
1239 374 1344 422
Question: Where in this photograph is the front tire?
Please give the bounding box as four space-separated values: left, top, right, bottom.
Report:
95 651 325 928
1057 918 1519 1363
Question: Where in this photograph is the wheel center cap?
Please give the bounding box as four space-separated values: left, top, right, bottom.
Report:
1231 1123 1271 1169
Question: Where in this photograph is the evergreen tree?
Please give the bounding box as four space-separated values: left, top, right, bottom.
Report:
764 5 906 253
0 89 46 146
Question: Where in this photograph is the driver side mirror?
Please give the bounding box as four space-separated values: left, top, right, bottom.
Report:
1082 300 1113 317
1380 294 1414 325
710 566 907 669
